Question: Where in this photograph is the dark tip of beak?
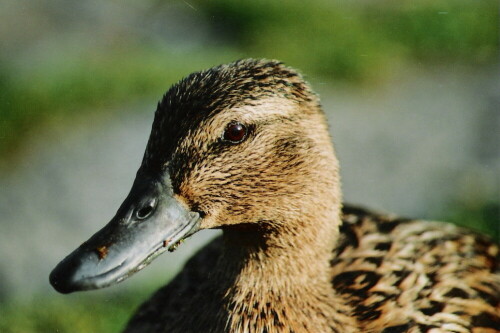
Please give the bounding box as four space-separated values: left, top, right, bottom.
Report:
49 250 90 294
49 261 77 294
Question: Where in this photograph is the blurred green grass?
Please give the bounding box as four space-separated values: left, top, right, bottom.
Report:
1 0 497 161
0 2 498 331
444 201 500 242
0 289 145 333
192 0 498 79
0 295 128 333
0 47 240 163
0 275 178 333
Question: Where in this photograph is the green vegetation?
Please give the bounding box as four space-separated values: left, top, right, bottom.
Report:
1 0 497 160
0 47 239 161
444 201 500 242
0 274 179 333
192 0 498 80
0 2 497 330
0 290 143 333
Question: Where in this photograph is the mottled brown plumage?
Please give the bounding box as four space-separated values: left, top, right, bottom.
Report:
121 59 499 332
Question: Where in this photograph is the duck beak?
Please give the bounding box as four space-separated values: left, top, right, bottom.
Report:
49 172 200 294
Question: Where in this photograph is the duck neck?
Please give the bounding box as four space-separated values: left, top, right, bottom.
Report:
221 211 338 283
216 199 355 331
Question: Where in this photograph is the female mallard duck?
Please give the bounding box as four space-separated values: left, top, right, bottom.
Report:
50 59 500 332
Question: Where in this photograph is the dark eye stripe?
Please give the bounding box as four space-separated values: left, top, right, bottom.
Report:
223 122 247 143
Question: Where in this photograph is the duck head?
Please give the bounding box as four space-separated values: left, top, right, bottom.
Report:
50 59 341 293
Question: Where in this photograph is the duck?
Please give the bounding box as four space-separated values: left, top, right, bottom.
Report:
50 59 500 333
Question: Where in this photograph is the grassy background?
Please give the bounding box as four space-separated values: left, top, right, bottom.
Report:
0 282 165 333
2 0 497 162
193 0 497 78
0 292 137 333
0 0 498 331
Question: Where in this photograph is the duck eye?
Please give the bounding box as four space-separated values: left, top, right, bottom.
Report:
223 122 247 143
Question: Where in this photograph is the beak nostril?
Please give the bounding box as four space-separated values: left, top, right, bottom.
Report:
136 199 157 220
